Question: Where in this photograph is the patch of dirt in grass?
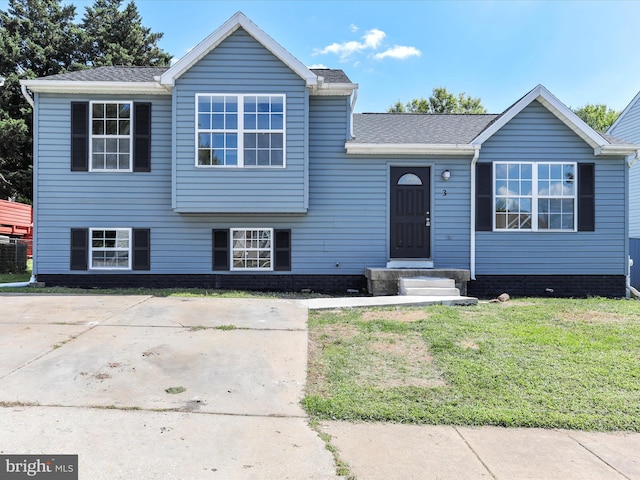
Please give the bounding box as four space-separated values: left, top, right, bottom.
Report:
361 309 427 323
560 310 629 324
458 339 480 350
362 333 447 389
307 324 359 395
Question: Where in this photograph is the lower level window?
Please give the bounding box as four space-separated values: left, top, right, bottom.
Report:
231 228 273 270
90 228 131 269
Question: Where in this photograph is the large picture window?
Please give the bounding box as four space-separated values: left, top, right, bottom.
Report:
196 94 285 168
90 102 132 171
90 228 131 269
231 228 273 270
494 162 576 231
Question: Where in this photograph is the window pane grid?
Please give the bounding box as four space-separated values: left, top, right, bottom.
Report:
196 94 285 167
494 162 576 231
90 102 132 171
90 229 131 269
231 228 273 270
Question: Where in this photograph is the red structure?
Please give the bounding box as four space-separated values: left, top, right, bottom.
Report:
0 199 33 256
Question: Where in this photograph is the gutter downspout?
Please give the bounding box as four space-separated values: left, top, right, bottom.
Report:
470 145 480 280
349 86 359 139
626 151 640 298
21 84 34 108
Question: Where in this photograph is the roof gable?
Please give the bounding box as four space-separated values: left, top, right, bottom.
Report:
472 84 608 150
608 89 640 136
160 12 317 88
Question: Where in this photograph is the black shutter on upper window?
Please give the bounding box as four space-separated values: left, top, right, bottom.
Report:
132 229 151 270
476 163 493 231
70 228 88 270
578 163 595 231
71 102 89 171
274 229 292 271
133 102 152 172
212 229 230 271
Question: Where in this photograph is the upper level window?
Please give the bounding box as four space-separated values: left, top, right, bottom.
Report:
495 162 576 231
196 94 285 168
90 102 132 171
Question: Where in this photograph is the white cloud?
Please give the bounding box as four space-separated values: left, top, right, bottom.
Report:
313 28 386 61
349 24 359 33
308 63 329 69
374 45 422 60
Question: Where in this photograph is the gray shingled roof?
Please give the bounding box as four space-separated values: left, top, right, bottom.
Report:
39 66 351 84
40 66 169 82
351 113 500 144
310 69 352 84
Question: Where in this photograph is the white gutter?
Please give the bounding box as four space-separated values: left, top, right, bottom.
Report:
627 149 640 168
346 143 478 155
21 84 34 108
470 146 481 280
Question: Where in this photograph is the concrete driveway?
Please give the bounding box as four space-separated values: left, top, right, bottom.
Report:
0 294 337 479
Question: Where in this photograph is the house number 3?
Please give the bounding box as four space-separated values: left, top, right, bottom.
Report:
442 189 447 196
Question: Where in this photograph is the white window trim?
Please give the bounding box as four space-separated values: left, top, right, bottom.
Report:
195 93 286 168
493 161 577 232
89 227 132 270
230 227 274 271
89 100 134 173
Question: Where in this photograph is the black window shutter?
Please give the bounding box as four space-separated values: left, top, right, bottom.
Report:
133 102 152 172
70 228 88 270
274 229 291 271
132 229 151 270
578 163 595 231
71 102 89 171
212 229 230 271
476 163 493 231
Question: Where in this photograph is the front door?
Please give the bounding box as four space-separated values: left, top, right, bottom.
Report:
390 167 431 259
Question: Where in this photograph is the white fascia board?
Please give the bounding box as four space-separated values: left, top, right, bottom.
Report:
313 83 359 96
471 84 609 151
608 90 640 134
160 12 318 88
346 143 476 155
20 80 170 95
595 144 640 156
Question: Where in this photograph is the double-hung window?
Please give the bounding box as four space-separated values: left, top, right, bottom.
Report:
90 102 132 171
90 228 131 269
231 228 273 270
196 94 285 167
494 162 576 231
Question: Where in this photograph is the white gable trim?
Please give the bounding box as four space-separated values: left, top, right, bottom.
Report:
608 89 640 134
20 80 169 95
471 84 610 151
160 11 318 88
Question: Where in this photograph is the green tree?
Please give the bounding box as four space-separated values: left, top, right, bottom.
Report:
573 104 620 132
0 0 82 202
80 0 171 67
0 0 171 203
389 87 487 114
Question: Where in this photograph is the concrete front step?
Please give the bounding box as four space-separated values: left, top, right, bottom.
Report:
399 277 461 297
400 277 455 289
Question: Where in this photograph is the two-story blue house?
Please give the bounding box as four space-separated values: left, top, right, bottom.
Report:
20 12 640 297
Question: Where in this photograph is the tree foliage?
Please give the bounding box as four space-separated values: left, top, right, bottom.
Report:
0 0 171 203
389 87 487 114
572 104 620 133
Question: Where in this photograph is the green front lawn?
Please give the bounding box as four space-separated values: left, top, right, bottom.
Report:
304 298 640 431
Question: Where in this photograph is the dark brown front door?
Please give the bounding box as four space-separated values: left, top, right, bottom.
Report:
390 167 431 259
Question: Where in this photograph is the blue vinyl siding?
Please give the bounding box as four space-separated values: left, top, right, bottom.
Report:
172 28 308 213
476 101 628 275
609 99 640 239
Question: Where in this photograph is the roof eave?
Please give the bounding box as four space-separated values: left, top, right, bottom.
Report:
313 83 358 96
160 12 318 88
20 79 170 95
595 145 640 156
346 143 477 155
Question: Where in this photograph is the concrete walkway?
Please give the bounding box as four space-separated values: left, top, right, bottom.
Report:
1 293 639 479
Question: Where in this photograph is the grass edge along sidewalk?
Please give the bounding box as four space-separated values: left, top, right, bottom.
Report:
304 297 640 432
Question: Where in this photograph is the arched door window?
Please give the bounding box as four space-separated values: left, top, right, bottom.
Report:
397 173 423 185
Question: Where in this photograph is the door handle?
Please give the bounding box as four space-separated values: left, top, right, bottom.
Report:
425 211 431 227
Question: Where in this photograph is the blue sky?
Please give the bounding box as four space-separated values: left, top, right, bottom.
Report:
4 0 640 114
